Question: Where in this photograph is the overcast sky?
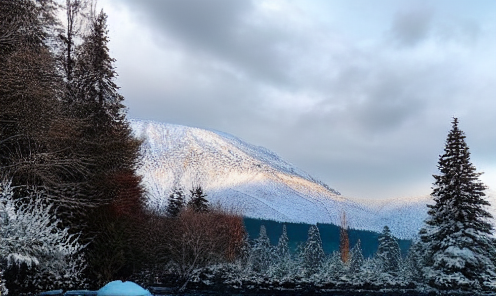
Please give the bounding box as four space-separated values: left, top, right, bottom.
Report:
99 0 496 199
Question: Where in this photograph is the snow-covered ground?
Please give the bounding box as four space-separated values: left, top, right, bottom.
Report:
131 119 495 239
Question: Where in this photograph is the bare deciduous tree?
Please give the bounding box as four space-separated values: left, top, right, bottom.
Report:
340 211 350 263
166 207 245 290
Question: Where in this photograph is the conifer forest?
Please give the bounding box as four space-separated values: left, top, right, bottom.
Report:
1 1 495 295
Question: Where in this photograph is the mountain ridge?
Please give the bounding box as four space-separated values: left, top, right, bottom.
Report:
130 119 495 239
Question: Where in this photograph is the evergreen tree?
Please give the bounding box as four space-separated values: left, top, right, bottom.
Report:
271 224 293 278
376 226 401 273
349 239 365 273
419 118 496 290
276 225 290 260
187 185 209 213
403 240 425 284
250 225 272 273
166 187 185 217
72 8 143 219
319 250 348 280
71 9 144 286
300 225 325 275
74 9 122 115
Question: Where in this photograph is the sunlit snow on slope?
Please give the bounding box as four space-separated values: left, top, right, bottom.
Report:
130 119 496 239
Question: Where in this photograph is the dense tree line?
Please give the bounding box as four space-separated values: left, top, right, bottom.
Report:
176 221 407 293
0 0 144 293
0 1 245 294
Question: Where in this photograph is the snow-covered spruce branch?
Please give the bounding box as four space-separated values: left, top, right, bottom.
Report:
0 179 86 292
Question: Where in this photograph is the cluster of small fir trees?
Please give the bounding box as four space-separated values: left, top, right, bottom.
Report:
166 185 210 217
202 222 404 286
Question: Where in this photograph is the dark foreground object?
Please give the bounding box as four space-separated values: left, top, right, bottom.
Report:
38 291 97 296
148 286 483 296
37 275 493 296
145 275 489 296
38 286 491 296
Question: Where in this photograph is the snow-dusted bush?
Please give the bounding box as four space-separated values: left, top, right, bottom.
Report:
0 179 86 293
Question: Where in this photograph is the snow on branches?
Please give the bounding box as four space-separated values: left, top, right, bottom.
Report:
418 118 496 291
0 179 86 292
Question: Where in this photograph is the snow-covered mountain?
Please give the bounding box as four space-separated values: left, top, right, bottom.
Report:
130 119 495 239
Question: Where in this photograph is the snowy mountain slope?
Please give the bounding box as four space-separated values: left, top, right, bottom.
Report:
351 195 433 239
353 189 496 238
130 119 496 239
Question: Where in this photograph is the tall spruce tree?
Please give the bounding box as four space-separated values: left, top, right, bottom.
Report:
72 9 143 286
419 118 496 290
72 8 143 216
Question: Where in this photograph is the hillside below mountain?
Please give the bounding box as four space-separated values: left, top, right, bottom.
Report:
131 119 495 239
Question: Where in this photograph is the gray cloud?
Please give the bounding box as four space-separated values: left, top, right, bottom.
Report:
120 0 299 86
390 7 434 47
128 0 251 44
107 0 496 198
